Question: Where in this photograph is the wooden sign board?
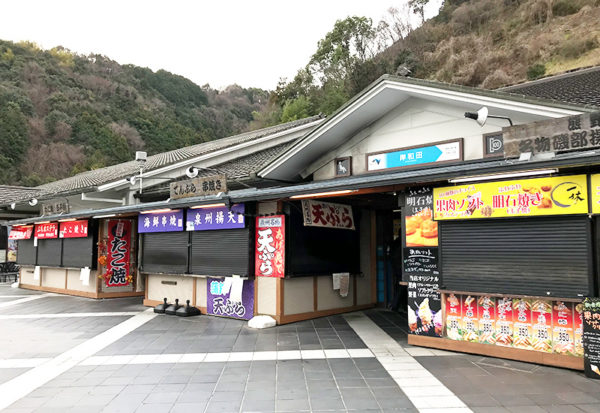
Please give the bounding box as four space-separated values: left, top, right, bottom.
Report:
170 175 227 200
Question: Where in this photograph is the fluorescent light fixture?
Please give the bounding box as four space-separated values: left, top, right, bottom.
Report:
35 221 50 224
190 203 226 209
140 208 177 214
290 189 356 199
58 218 77 222
92 214 116 218
448 169 558 184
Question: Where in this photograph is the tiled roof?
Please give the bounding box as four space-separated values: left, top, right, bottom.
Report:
0 186 43 205
499 66 600 108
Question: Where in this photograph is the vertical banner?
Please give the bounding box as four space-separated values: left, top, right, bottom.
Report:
461 295 479 342
106 220 132 287
574 303 584 357
478 297 496 345
552 301 575 355
531 300 552 353
496 297 514 347
255 215 285 278
513 299 533 350
445 294 462 340
583 298 600 379
207 278 254 320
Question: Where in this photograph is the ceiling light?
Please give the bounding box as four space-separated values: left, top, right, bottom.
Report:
92 214 116 218
290 190 356 199
448 169 558 184
58 218 77 222
35 221 50 224
140 208 174 214
190 203 226 209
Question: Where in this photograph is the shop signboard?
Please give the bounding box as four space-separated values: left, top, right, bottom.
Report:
138 209 184 233
406 247 441 337
513 299 533 350
496 297 514 347
552 301 575 355
207 278 254 320
531 300 552 353
41 201 70 216
59 220 89 238
503 111 600 158
8 226 33 240
478 297 496 345
170 174 227 200
301 200 355 230
255 215 285 278
405 187 437 247
434 174 588 220
590 174 600 214
186 204 245 231
367 139 462 171
106 220 131 287
583 297 600 379
35 222 58 239
445 294 462 340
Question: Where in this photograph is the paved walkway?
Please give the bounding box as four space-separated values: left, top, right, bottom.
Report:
0 283 599 412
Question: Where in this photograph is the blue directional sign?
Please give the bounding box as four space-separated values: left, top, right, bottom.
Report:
367 140 462 171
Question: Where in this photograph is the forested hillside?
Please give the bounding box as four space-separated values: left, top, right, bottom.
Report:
0 40 268 185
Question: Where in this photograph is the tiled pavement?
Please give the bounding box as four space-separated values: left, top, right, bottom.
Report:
1 282 599 412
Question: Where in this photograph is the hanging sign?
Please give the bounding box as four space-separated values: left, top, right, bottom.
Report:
206 278 254 320
106 220 131 287
367 139 462 171
170 174 227 200
138 209 184 233
301 200 355 230
434 174 588 220
583 298 600 379
59 220 89 238
34 222 58 239
255 215 285 278
8 226 33 240
186 204 245 231
41 201 70 216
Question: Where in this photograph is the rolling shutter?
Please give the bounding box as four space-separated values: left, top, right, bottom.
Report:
190 229 250 276
62 237 94 268
440 216 591 298
16 239 36 265
141 232 188 274
37 239 62 267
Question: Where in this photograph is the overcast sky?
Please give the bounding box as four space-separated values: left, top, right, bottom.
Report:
1 1 442 90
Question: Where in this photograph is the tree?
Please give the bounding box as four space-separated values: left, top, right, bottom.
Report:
0 102 29 183
408 0 429 24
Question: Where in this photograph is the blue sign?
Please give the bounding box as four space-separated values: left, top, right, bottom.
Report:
367 140 462 171
138 210 184 233
186 203 245 231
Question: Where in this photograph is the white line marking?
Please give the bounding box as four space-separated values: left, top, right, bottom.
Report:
344 312 471 412
0 294 53 309
0 358 52 368
0 312 140 319
0 309 156 411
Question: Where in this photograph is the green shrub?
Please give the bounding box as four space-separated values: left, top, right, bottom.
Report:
527 63 546 80
558 38 599 58
552 0 581 16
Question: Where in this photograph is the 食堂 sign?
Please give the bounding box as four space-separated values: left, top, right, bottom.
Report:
170 174 227 200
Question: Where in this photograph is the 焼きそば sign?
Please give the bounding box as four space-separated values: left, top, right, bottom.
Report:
301 200 355 230
35 222 58 239
138 210 184 233
434 174 588 220
255 215 285 278
367 139 462 171
8 226 32 240
186 204 245 231
207 278 254 320
170 175 227 200
59 220 88 238
106 220 131 287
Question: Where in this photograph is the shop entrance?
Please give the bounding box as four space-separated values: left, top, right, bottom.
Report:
375 209 403 309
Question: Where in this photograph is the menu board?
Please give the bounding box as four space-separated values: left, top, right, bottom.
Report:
461 295 479 342
478 297 496 345
552 301 575 355
531 300 552 353
513 299 533 350
583 298 600 379
445 294 462 340
496 298 514 347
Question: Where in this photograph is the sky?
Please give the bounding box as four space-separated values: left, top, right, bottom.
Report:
1 0 442 91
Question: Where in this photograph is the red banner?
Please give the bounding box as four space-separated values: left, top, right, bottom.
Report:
106 220 131 287
59 220 89 238
255 215 285 278
8 226 33 240
35 223 58 239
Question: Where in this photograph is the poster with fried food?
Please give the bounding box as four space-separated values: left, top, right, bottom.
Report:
552 301 575 355
496 298 513 347
405 188 438 247
461 295 479 342
574 302 584 357
513 299 533 350
531 300 552 353
477 296 496 345
446 294 462 340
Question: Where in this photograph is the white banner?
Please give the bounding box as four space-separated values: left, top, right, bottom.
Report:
301 200 355 230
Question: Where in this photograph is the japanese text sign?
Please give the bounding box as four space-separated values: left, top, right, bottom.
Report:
41 201 70 216
405 187 437 247
582 298 600 379
255 215 285 278
106 220 131 287
59 220 89 238
301 200 355 230
138 209 184 233
552 301 575 355
367 139 462 171
186 204 245 231
170 174 227 200
8 226 32 240
503 111 600 158
207 278 254 320
590 174 600 214
434 174 588 220
35 222 58 239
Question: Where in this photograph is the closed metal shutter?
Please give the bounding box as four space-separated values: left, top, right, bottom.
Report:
440 216 591 298
17 239 36 265
37 239 62 267
190 229 250 276
141 232 188 274
62 237 94 268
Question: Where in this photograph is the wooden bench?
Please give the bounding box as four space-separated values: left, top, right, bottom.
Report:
0 262 19 283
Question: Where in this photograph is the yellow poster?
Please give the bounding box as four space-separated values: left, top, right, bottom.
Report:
434 175 588 220
590 174 600 214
